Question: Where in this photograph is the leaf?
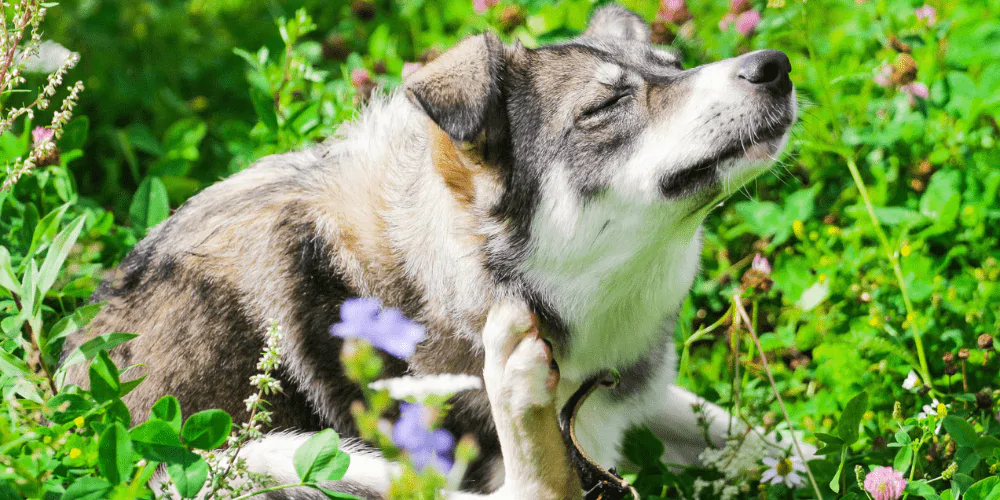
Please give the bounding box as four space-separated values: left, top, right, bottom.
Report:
61 477 112 500
88 350 121 403
293 429 350 483
893 444 913 473
964 476 1000 500
317 487 364 500
37 215 86 296
838 392 868 446
249 88 278 130
181 409 232 450
129 176 171 229
59 332 137 377
906 480 942 500
975 436 1000 458
97 422 133 484
46 393 94 424
165 449 209 499
151 395 183 434
130 419 186 462
942 416 978 448
0 246 20 294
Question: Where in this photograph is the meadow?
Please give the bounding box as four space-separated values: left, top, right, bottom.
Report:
1 0 999 498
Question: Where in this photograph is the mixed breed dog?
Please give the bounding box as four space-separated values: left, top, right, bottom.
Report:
65 5 798 498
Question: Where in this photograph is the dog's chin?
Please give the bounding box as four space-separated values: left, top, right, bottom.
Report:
660 130 791 215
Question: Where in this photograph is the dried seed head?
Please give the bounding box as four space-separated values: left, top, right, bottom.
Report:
978 334 994 350
958 348 970 360
944 363 958 376
942 352 955 363
976 392 994 411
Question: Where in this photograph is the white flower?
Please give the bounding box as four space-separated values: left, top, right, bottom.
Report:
902 371 920 391
918 398 942 419
761 456 807 488
369 373 482 401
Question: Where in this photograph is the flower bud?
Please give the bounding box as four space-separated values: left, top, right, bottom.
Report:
735 10 761 36
942 462 958 480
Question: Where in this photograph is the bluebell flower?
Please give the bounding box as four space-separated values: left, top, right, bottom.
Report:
392 402 455 473
331 298 425 359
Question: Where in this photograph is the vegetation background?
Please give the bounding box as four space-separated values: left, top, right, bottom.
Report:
1 0 999 498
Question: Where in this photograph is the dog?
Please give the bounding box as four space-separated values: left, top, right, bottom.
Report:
65 5 797 498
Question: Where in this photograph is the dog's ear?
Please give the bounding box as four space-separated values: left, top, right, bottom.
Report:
583 5 651 42
405 33 506 143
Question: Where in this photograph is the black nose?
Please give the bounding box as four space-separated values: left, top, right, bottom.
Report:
737 50 792 93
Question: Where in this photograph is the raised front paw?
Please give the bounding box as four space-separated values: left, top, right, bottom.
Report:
482 301 559 413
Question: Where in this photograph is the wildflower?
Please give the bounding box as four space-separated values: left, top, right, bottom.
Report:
350 68 372 89
472 0 499 14
874 65 893 87
73 416 85 428
658 0 692 24
760 456 807 488
68 448 82 459
370 374 482 401
735 10 761 36
915 5 936 25
332 298 425 359
901 82 929 105
32 126 53 146
902 371 920 390
401 62 423 80
752 254 772 275
792 219 805 238
392 402 455 472
900 244 912 257
918 399 942 419
864 466 906 500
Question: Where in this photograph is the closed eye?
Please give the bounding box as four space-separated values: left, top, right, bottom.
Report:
579 93 632 119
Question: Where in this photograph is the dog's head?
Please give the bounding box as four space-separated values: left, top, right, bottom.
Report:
406 4 795 222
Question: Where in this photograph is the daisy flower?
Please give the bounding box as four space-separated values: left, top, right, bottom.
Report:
761 456 806 488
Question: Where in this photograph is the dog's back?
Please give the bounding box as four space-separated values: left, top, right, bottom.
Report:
66 94 497 436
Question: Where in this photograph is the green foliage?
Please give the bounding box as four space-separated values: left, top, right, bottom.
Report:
2 0 999 498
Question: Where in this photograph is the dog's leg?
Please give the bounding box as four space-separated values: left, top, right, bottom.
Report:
450 301 580 499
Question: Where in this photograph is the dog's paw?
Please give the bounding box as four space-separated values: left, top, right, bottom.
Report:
482 301 559 411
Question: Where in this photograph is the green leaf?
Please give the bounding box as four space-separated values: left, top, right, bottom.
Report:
59 332 137 378
975 436 1000 458
151 395 183 434
943 416 978 448
181 409 232 450
906 480 942 500
61 477 112 500
0 246 22 294
894 444 913 473
838 392 868 446
249 88 278 131
88 350 121 403
293 429 350 483
130 419 186 462
129 176 171 229
0 350 31 379
37 215 86 296
46 393 94 424
316 486 364 500
166 449 209 499
60 116 90 151
97 422 133 484
964 476 1000 500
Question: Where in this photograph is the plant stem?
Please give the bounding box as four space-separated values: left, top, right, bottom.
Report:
231 482 305 500
733 294 823 500
843 156 933 390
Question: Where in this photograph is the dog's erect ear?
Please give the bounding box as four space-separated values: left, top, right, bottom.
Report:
583 5 651 42
404 33 506 142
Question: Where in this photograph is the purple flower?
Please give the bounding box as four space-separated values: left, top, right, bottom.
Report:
392 402 455 472
32 126 53 146
472 0 499 14
915 5 936 25
401 62 423 80
864 466 906 500
331 298 425 359
752 254 772 275
735 10 761 36
350 68 372 89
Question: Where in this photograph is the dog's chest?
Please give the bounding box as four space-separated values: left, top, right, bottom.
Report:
522 194 703 383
